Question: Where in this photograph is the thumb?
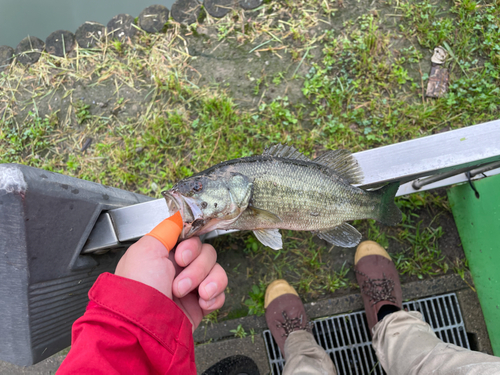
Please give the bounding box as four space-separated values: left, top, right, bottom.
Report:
145 211 183 252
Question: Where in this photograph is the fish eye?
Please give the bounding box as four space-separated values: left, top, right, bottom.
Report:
191 181 203 192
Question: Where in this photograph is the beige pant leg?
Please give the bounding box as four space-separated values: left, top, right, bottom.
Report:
282 330 337 375
372 310 500 375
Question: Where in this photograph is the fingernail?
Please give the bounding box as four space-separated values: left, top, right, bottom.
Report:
177 278 192 296
204 282 218 300
182 250 193 265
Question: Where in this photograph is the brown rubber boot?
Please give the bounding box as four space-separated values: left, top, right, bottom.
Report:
264 280 312 357
354 241 403 334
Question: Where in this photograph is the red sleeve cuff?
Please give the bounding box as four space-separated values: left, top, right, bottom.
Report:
88 272 193 356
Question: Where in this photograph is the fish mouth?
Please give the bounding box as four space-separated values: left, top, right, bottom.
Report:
162 190 206 238
163 191 181 214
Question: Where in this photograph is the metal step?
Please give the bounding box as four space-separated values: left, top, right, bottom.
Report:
263 293 469 375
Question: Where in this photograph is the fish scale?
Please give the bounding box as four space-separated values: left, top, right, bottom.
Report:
224 158 379 232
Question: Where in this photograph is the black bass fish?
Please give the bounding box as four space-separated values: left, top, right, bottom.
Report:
163 145 401 249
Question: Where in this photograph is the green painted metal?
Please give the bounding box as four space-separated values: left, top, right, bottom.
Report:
448 173 500 355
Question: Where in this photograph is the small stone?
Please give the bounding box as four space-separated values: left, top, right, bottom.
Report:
81 138 93 152
15 36 45 65
426 65 449 98
75 21 106 48
431 46 447 65
138 5 170 33
107 14 138 41
204 0 234 18
239 0 262 10
0 45 14 71
171 0 201 25
45 30 76 57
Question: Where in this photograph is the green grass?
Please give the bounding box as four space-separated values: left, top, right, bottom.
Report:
201 310 219 326
0 112 57 167
2 0 499 188
243 281 267 316
323 262 350 293
230 324 248 339
73 101 92 124
392 217 447 279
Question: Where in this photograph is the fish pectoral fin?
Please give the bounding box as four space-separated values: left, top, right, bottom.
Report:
253 229 283 250
317 223 362 248
247 206 282 224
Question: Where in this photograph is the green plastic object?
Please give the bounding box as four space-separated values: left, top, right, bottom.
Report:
448 173 500 355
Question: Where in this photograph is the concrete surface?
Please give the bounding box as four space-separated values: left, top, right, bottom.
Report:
195 334 270 375
457 288 494 355
0 351 65 375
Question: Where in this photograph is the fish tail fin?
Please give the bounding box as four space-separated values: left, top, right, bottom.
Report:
375 182 402 226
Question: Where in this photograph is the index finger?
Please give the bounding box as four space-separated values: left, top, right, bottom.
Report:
174 237 204 268
172 243 217 298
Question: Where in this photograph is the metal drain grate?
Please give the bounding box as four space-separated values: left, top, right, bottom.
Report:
263 293 469 375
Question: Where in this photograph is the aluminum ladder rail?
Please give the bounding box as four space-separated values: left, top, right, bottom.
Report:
82 118 500 255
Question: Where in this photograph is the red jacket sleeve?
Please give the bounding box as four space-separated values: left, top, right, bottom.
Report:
57 272 196 375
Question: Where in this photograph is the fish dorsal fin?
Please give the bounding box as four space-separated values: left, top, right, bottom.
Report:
253 229 283 250
317 223 362 248
263 144 310 162
313 149 364 184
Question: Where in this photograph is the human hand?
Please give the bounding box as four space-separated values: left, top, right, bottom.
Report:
115 235 227 331
170 237 227 330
